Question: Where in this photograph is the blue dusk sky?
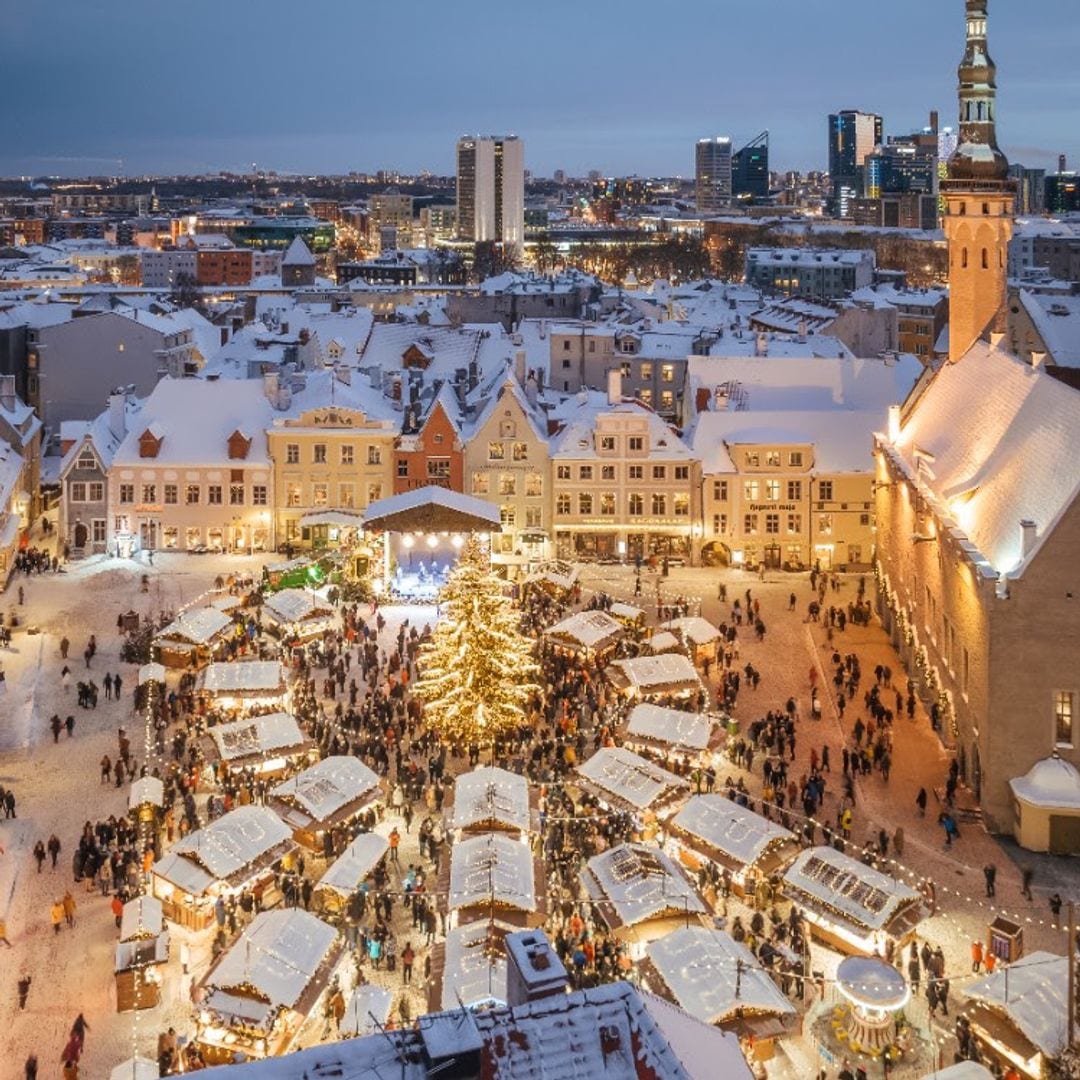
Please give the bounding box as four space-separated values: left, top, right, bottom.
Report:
1 0 1076 178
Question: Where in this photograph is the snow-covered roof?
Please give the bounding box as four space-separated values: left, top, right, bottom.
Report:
608 653 702 692
448 833 536 913
208 712 308 762
281 235 316 267
155 605 232 646
338 984 393 1038
270 755 381 823
438 919 513 1010
782 846 922 934
316 833 390 897
584 843 706 929
670 796 796 869
646 631 681 653
448 767 531 834
199 660 285 695
577 747 687 812
647 927 796 1024
551 400 693 461
110 1059 159 1080
659 616 720 645
919 1064 995 1080
625 704 715 752
963 951 1070 1058
362 485 501 531
640 990 754 1080
128 776 165 810
1019 290 1080 367
207 908 337 1009
262 588 335 625
888 339 1080 575
543 610 625 651
120 895 164 942
610 602 645 622
1009 755 1080 810
525 560 579 591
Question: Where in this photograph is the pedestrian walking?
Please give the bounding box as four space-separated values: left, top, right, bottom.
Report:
1050 892 1063 927
17 974 31 1009
401 941 415 984
971 940 983 973
62 890 77 928
50 899 64 934
1021 867 1034 900
47 833 61 868
33 840 45 873
983 863 996 897
915 787 928 817
24 1054 37 1080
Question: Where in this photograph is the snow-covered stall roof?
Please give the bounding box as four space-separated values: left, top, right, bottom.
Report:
120 895 164 941
646 631 681 654
448 766 531 834
543 610 624 652
1009 755 1080 810
208 712 309 763
110 1059 159 1080
669 795 796 871
919 1064 995 1080
624 704 715 752
640 990 754 1080
584 843 706 930
437 919 513 1010
270 755 381 827
362 486 502 533
338 984 394 1038
610 602 646 622
577 747 687 813
646 927 796 1024
128 776 165 810
199 660 285 696
316 833 390 898
608 654 702 694
262 588 334 626
155 606 232 646
782 846 922 935
962 951 1069 1058
154 806 294 896
206 908 338 1011
525 560 579 592
448 833 536 913
660 617 721 646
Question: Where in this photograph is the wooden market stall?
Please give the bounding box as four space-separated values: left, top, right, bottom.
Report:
441 832 546 930
524 560 578 597
115 896 170 1012
154 606 235 669
128 776 165 835
575 746 689 823
610 602 646 628
666 795 799 897
542 610 625 657
313 832 390 915
606 654 704 701
644 630 682 655
194 908 344 1063
338 984 394 1039
198 660 288 711
581 842 708 955
268 755 383 851
151 806 298 930
445 766 537 839
621 703 722 765
427 918 516 1013
261 588 338 642
780 846 924 956
641 926 799 1062
659 617 722 665
201 712 315 780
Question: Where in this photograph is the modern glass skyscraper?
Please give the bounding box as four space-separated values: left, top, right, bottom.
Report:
828 110 883 217
695 137 733 213
456 135 525 252
733 132 770 202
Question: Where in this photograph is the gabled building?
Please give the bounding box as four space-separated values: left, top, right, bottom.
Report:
394 384 465 495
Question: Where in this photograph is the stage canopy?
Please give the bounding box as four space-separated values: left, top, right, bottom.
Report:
362 486 502 534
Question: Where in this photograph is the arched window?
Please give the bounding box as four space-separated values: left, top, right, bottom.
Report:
962 248 969 269
977 101 985 121
981 249 989 270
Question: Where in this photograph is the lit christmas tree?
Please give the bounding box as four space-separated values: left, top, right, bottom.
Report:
415 537 540 745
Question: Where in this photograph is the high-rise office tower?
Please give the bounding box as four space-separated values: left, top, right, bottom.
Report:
456 135 525 251
732 132 770 202
695 137 733 213
942 0 1015 363
828 110 883 217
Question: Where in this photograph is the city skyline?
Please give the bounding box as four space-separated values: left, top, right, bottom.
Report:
1 0 1077 179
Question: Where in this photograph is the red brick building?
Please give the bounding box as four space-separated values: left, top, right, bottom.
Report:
393 394 464 494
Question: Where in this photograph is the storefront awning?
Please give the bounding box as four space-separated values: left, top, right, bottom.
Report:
362 486 501 534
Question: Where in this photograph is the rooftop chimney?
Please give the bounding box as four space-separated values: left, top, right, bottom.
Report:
107 390 128 442
505 930 569 1007
1020 519 1037 560
607 367 622 405
262 370 279 404
514 349 527 387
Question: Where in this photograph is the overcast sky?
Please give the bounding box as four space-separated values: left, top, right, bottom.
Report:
1 0 1076 179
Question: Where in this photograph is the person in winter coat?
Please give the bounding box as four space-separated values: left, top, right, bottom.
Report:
47 834 61 868
33 840 46 873
62 890 76 928
50 900 64 934
17 974 31 1009
24 1054 37 1079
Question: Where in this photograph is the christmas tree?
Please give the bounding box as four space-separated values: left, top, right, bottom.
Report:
415 537 540 745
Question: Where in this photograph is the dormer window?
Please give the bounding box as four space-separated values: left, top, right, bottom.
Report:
138 426 164 459
227 430 252 460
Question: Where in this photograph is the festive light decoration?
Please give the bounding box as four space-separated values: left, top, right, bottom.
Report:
415 537 540 745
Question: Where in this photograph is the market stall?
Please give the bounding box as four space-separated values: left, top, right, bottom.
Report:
263 556 327 592
194 908 344 1063
960 951 1069 1080
261 588 338 642
154 606 235 669
442 832 545 930
268 755 382 851
606 654 704 701
201 711 315 779
780 846 924 956
581 843 708 953
128 775 165 835
622 703 721 762
114 896 170 1012
198 660 288 710
542 610 625 657
152 806 298 930
666 795 799 896
524 560 578 597
314 832 390 915
641 926 798 1060
427 918 516 1013
445 766 535 838
575 746 688 821
610 602 646 628
338 984 394 1039
659 617 722 665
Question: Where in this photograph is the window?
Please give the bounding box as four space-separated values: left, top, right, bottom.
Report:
860 513 871 526
787 513 802 534
498 473 516 496
639 389 652 405
92 520 106 543
661 364 674 383
744 513 759 535
744 480 760 501
962 647 970 695
184 484 199 505
563 339 572 351
628 493 644 516
789 451 803 467
600 493 616 516
367 483 382 503
601 465 615 481
556 464 571 480
599 436 616 452
818 480 834 501
313 444 327 464
787 480 802 501
526 473 543 497
765 479 781 501
472 472 490 495
70 482 86 502
674 494 689 516
252 485 268 506
140 483 156 504
500 505 516 527
745 452 760 467
286 443 299 464
579 465 593 481
639 362 652 378
557 493 572 515
340 444 354 465
76 449 96 470
713 513 727 535
818 513 833 536
660 390 674 411
164 484 178 505
1055 691 1074 746
287 483 302 507
367 446 381 465
765 451 781 467
765 513 780 534
89 482 104 502
628 464 643 480
651 493 666 515
713 480 728 501
588 340 596 353
119 484 134 504
628 436 644 452
427 458 451 479
652 465 666 480
674 465 689 481
525 505 543 528
313 483 329 507
488 441 504 461
578 493 592 515
397 460 409 478
339 483 355 508
207 485 223 505
512 442 529 461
